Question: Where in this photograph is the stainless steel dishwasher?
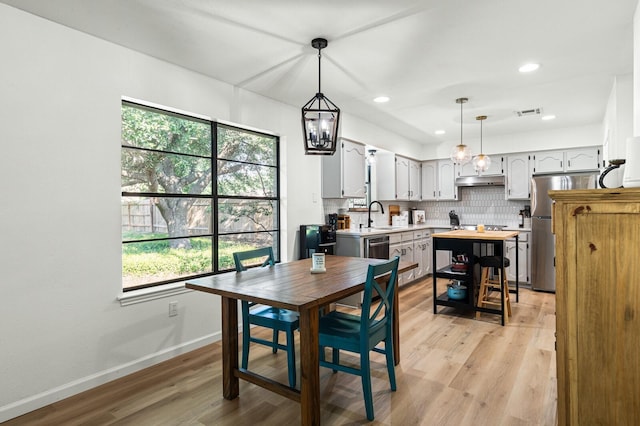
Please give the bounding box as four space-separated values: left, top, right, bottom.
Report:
364 235 390 259
337 235 390 308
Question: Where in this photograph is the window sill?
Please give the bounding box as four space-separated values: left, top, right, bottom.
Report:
117 282 192 307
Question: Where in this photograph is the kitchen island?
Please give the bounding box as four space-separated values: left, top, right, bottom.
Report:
431 229 519 325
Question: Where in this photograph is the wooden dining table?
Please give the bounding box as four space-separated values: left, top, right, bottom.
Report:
186 255 417 425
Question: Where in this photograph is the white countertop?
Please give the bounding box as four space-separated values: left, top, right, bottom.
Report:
336 223 531 237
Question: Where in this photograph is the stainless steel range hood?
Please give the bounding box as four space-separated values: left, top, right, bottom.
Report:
455 175 505 187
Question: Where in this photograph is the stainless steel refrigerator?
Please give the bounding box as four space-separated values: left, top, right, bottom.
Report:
530 173 597 292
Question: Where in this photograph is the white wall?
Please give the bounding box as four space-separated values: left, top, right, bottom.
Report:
603 74 634 161
0 5 422 421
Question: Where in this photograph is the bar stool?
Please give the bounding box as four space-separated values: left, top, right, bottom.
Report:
476 256 512 322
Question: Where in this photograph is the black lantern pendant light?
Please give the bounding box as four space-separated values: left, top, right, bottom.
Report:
473 115 492 173
450 97 472 165
301 38 340 155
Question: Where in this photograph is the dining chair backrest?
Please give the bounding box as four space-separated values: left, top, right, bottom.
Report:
233 247 275 272
359 256 400 340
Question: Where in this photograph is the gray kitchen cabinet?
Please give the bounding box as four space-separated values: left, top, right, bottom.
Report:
437 159 458 200
457 156 504 177
389 232 404 280
565 147 601 172
401 232 415 283
423 232 433 275
506 232 529 284
413 229 431 279
420 160 438 200
420 159 457 201
389 231 417 286
376 153 420 201
506 153 531 200
409 159 421 200
395 156 410 199
321 138 366 198
532 147 601 175
532 150 564 174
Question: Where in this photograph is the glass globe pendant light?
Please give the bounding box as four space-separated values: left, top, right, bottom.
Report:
450 97 472 165
472 115 492 173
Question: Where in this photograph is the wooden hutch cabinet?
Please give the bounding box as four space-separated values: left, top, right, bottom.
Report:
550 188 640 425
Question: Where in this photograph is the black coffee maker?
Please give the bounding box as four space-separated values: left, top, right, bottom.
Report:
327 213 338 231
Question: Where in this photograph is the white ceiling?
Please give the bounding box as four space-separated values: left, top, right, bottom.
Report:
2 0 636 145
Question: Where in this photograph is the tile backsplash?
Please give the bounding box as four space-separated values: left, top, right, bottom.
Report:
322 186 529 229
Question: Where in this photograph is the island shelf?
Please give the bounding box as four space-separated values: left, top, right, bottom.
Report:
431 229 519 326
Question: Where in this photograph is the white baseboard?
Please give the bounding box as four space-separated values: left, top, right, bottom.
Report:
0 332 220 423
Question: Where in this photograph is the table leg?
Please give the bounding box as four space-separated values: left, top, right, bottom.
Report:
299 307 320 425
221 296 239 399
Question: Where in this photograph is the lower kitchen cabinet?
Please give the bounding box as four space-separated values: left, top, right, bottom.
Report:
390 232 415 285
506 231 529 284
413 230 431 279
551 188 640 425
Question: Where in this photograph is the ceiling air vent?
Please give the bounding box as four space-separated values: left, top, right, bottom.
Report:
514 107 542 117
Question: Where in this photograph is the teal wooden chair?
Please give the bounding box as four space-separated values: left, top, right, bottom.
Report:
233 247 299 388
318 256 400 421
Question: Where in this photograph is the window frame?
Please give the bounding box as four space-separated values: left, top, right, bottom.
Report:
121 99 281 292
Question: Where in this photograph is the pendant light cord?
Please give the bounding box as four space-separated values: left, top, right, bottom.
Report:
317 49 322 94
480 118 483 152
460 100 463 144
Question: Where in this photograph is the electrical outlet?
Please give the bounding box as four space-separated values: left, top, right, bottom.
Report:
168 301 178 317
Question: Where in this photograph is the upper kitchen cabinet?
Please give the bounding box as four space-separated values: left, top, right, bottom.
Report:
532 150 564 174
457 156 504 177
437 160 458 200
321 138 366 198
409 158 421 200
421 161 437 201
565 147 601 172
506 154 531 200
377 153 420 201
421 159 458 201
532 147 601 175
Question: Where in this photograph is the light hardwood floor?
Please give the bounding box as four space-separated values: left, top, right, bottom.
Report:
5 278 557 425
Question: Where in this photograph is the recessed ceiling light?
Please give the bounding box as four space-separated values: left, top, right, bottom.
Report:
435 130 446 135
519 63 540 73
541 114 556 121
373 96 390 103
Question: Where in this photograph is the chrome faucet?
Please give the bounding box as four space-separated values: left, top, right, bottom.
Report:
367 200 385 228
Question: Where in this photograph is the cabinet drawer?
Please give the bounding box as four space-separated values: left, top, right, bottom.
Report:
401 231 414 242
389 233 402 244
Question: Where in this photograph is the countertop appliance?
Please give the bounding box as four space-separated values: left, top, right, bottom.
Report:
531 173 597 292
299 224 336 259
363 235 390 259
449 210 460 227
